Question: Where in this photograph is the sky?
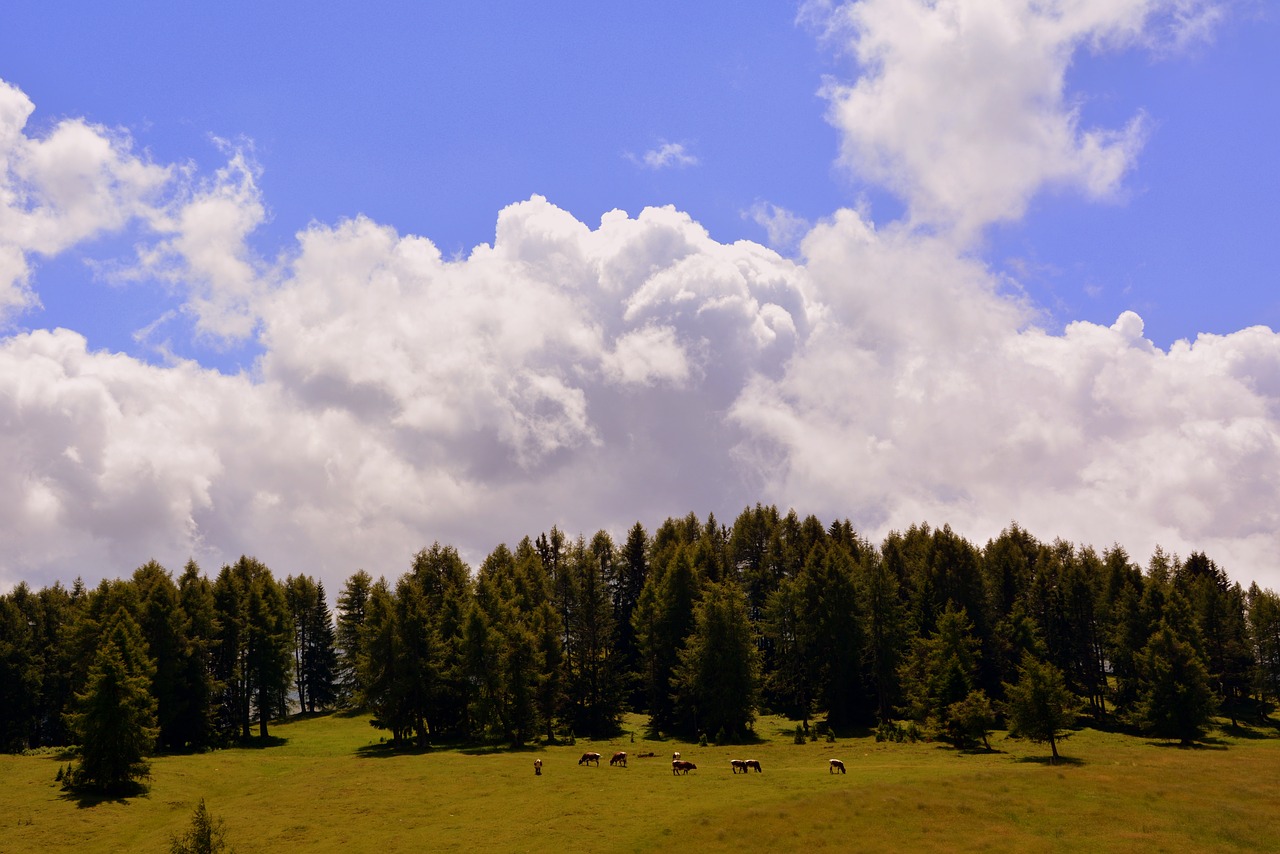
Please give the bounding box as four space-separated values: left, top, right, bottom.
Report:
1 0 1278 595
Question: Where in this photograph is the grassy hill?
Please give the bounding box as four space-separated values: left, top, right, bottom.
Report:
3 712 1279 852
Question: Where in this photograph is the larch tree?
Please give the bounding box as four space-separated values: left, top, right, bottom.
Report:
1003 653 1080 763
66 608 158 794
672 579 760 741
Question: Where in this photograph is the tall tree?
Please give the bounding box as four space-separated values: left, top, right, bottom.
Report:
900 605 984 747
176 561 220 750
564 533 623 736
1134 621 1217 746
796 540 865 727
613 522 649 709
672 579 760 740
335 570 373 708
132 561 193 751
66 609 158 794
633 543 702 729
213 558 293 740
285 575 338 714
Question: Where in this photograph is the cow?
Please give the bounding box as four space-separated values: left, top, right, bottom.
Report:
829 759 846 774
743 759 762 773
672 759 697 775
610 751 628 767
730 759 747 774
534 758 542 776
672 751 681 762
578 752 601 766
637 751 656 758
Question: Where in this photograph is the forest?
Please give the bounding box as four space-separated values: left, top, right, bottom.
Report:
4 505 1279 793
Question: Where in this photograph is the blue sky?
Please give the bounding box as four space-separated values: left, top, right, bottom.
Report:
2 0 1279 593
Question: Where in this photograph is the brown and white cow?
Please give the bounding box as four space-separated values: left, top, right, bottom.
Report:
534 758 543 775
610 751 628 767
578 752 601 766
743 759 762 773
672 751 681 762
672 759 697 775
829 758 846 774
730 759 747 774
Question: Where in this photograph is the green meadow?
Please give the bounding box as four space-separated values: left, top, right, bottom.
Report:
3 713 1278 853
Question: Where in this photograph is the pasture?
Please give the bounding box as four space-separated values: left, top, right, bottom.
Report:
2 713 1279 852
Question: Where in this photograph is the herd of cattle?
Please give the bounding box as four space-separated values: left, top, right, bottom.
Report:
547 751 848 775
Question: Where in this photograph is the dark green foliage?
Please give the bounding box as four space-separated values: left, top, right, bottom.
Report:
65 609 158 794
947 689 997 750
1004 654 1080 763
633 544 702 730
285 575 338 714
212 557 293 740
335 570 373 708
6 505 1276 765
170 798 235 854
795 540 864 727
672 580 760 740
900 605 983 746
1134 621 1217 745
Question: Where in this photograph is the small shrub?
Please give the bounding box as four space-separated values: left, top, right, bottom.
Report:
825 729 836 743
170 798 235 854
715 727 727 745
793 725 806 745
698 732 708 747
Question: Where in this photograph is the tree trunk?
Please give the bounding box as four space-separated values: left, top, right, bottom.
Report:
1049 734 1059 765
258 684 269 738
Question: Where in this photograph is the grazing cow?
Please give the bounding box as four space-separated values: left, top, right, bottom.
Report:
637 751 655 758
672 751 681 761
730 759 747 774
829 759 846 774
534 758 542 776
610 751 628 767
672 759 697 775
743 759 762 773
578 752 602 766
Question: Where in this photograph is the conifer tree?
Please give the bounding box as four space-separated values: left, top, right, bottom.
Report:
335 570 373 708
1004 654 1080 763
1134 621 1217 745
66 609 158 794
672 579 760 740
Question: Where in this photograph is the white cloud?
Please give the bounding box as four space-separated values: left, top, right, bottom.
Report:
813 0 1221 239
5 10 1280 603
631 141 699 170
746 201 811 254
0 78 170 320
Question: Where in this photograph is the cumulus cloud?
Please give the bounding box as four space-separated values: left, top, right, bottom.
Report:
812 0 1220 238
630 141 699 170
5 4 1280 600
0 79 170 320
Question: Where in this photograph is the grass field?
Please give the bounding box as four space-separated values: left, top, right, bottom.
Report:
3 713 1279 853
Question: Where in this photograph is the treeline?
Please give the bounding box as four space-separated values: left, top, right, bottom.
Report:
5 507 1280 763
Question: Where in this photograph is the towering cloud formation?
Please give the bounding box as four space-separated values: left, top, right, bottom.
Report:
3 0 1276 594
